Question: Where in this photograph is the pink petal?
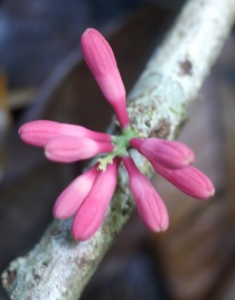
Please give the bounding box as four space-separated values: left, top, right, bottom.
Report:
45 136 114 163
130 137 195 169
53 164 99 219
81 28 130 128
123 156 169 232
19 120 111 147
72 158 120 240
152 162 215 199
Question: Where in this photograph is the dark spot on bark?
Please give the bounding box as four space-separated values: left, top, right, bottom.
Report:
4 269 17 288
122 207 129 216
122 198 135 216
150 119 170 138
179 59 193 75
77 257 88 269
34 274 41 280
145 120 151 127
43 260 49 267
51 228 62 237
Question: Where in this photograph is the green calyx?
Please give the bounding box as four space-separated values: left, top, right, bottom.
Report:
97 127 138 171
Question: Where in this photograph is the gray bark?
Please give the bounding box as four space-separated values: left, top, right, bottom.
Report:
2 0 235 299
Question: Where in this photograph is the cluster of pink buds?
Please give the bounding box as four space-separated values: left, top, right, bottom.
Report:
19 28 215 241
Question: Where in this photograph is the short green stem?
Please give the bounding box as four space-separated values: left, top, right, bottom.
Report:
98 128 138 171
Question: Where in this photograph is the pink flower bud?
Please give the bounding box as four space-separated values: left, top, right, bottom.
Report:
130 138 195 169
122 156 169 232
45 136 114 163
72 158 120 241
19 120 111 147
81 28 130 128
53 164 99 219
152 162 215 199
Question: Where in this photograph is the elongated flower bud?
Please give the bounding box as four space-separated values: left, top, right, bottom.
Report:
123 156 169 232
81 28 130 128
152 162 215 199
72 158 120 240
53 164 99 219
45 136 114 163
130 138 195 169
19 120 111 147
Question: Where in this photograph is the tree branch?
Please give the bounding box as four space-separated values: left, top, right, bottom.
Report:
2 0 235 299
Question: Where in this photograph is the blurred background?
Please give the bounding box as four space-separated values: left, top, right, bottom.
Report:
0 0 235 299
